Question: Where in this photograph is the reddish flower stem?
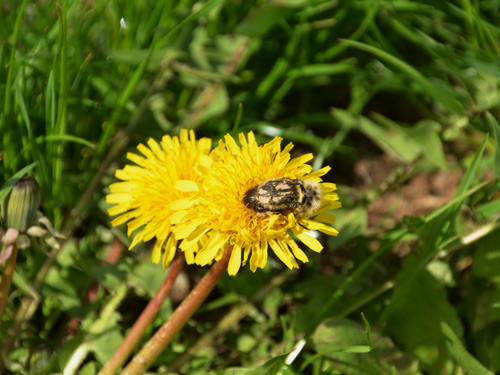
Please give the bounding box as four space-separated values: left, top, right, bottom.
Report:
98 253 185 375
0 244 58 373
120 246 232 375
0 238 18 374
0 243 18 329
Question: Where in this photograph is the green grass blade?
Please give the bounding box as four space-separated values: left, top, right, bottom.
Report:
424 181 489 223
339 39 463 113
361 312 373 350
37 135 96 149
3 0 29 118
15 84 49 188
52 1 69 228
477 199 500 219
45 71 56 132
441 322 494 375
320 4 379 61
2 0 29 173
485 112 500 178
287 60 357 79
232 103 243 131
448 2 500 55
452 136 488 212
0 162 39 204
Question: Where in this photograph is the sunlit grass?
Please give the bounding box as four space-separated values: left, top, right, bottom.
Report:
1 0 499 374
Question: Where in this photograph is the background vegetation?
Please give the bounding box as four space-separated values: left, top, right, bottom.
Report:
1 0 500 374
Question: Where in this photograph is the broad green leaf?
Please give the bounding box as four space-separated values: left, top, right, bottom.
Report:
328 206 367 250
187 85 229 126
331 110 442 164
477 199 500 218
294 274 341 335
385 256 463 374
354 112 421 162
470 288 500 332
12 270 40 300
90 262 128 293
407 120 447 170
472 230 500 282
44 273 82 315
489 334 500 372
88 312 124 365
130 260 169 298
311 318 421 375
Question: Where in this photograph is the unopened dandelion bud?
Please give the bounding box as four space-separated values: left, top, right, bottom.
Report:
2 176 41 232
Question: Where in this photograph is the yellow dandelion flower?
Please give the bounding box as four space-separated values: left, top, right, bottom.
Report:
106 129 212 268
172 132 341 275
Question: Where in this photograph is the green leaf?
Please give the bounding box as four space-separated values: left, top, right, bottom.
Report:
407 120 447 170
310 318 421 375
359 113 422 162
331 110 446 165
384 255 463 374
441 322 494 375
187 85 229 126
90 262 128 293
88 312 124 365
477 199 500 218
470 288 500 332
328 206 368 250
472 230 500 282
130 261 169 298
245 353 289 375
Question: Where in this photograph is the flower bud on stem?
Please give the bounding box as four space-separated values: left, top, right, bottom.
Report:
2 176 41 232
